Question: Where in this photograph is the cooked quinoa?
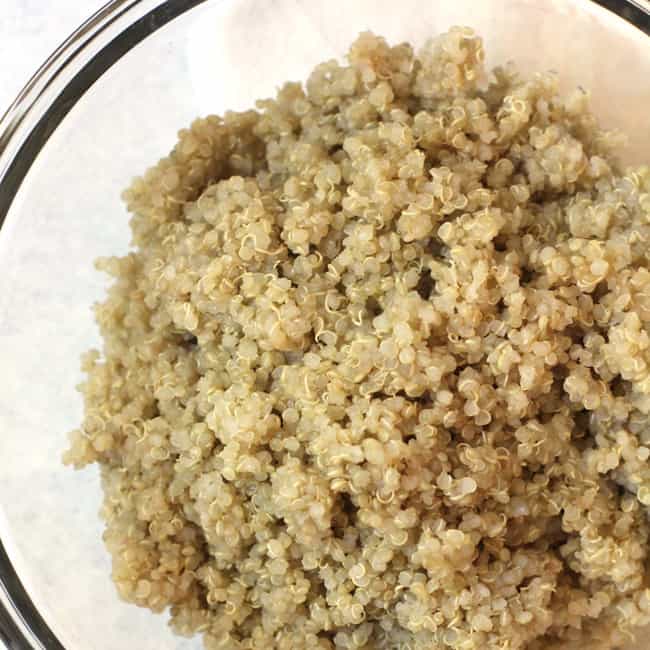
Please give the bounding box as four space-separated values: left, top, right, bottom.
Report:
64 27 650 650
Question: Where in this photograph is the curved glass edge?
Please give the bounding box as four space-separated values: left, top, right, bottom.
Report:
0 538 64 650
0 2 208 647
0 0 139 185
596 0 650 31
0 0 645 648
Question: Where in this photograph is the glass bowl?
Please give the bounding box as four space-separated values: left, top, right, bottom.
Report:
0 1 648 648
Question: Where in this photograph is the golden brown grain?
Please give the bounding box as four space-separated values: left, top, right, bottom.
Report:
65 28 650 650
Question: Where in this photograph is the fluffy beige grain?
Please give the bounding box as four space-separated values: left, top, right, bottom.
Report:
65 28 650 650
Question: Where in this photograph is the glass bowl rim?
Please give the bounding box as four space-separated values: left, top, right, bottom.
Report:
0 0 647 648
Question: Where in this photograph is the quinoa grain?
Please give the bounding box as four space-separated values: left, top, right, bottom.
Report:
65 28 650 650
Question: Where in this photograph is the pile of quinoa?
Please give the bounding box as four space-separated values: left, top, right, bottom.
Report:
64 28 650 650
